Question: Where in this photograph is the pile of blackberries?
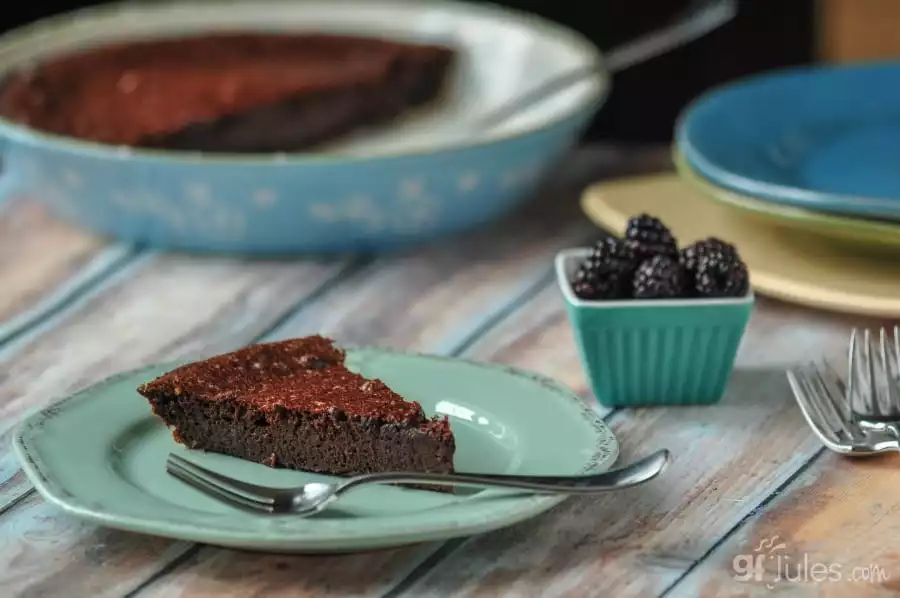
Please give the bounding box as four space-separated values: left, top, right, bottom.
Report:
571 214 750 300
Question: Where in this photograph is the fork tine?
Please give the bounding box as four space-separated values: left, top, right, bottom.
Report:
796 366 844 439
865 328 881 416
167 453 283 501
849 328 860 414
822 361 852 423
880 327 893 414
166 461 274 513
887 326 900 416
820 361 851 415
788 368 841 445
894 325 900 378
807 364 855 440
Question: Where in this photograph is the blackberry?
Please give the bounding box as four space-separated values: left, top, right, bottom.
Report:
633 255 686 299
572 237 637 300
624 214 678 261
679 237 738 273
680 238 749 297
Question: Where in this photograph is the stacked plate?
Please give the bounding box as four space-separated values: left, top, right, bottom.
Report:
584 60 900 317
676 60 900 246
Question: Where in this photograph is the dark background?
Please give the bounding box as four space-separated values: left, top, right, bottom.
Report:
0 0 817 142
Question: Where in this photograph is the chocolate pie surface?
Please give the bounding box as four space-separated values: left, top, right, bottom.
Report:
0 33 455 152
137 336 456 478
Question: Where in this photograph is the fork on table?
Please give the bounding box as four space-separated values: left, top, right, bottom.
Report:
787 326 900 456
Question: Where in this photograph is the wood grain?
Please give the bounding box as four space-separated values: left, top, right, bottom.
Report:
0 198 131 338
0 470 30 515
3 492 192 598
398 295 876 597
0 252 351 597
0 253 349 484
670 423 900 596
134 548 442 598
0 153 652 598
459 283 605 415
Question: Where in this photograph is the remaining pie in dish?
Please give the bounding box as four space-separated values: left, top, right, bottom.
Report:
0 32 456 153
137 335 456 479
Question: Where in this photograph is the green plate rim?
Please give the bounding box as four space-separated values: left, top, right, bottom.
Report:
672 146 900 248
13 347 618 551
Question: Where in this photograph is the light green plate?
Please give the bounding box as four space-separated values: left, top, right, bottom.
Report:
13 348 617 553
673 147 900 250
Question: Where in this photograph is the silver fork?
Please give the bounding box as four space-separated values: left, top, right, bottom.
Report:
849 326 900 427
787 327 900 456
166 449 670 516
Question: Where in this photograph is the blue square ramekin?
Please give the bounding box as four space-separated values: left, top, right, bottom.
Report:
555 248 754 407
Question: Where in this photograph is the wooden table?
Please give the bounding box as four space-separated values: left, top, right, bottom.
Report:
1 145 897 598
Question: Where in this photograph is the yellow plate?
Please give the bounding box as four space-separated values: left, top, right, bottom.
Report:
580 173 900 317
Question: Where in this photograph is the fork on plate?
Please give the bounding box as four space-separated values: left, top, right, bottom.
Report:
787 326 900 456
165 449 670 516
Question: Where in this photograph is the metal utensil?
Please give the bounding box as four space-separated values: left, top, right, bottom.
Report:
166 449 670 516
469 0 738 131
787 327 900 456
849 326 900 418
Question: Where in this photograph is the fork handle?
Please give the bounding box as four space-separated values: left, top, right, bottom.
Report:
334 449 670 495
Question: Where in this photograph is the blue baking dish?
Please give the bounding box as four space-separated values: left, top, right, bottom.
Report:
0 0 607 253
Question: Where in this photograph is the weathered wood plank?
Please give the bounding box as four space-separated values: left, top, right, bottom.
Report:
133 548 443 598
669 429 900 596
0 252 352 597
260 215 586 352
459 284 606 416
395 294 873 597
0 254 350 478
4 491 193 598
0 198 133 342
0 149 659 598
0 470 30 515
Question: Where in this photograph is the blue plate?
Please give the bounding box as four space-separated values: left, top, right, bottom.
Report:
676 61 900 221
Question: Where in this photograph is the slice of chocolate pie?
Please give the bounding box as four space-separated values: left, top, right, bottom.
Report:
137 336 455 478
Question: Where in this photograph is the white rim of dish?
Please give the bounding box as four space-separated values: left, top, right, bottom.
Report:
555 248 755 308
0 0 608 164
